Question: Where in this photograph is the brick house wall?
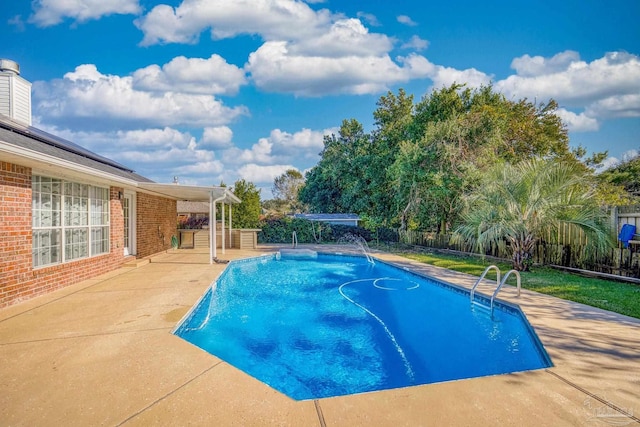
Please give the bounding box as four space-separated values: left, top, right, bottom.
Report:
0 161 33 307
136 192 176 258
0 161 126 308
110 186 125 258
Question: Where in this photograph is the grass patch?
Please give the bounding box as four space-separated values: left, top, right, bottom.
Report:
399 251 640 319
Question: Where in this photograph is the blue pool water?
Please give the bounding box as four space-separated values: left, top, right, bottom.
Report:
175 253 552 400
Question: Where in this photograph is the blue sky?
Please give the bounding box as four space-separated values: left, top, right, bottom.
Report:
2 0 639 198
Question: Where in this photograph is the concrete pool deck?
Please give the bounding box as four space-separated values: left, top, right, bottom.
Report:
1 246 638 426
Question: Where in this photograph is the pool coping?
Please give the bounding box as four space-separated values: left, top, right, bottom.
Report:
1 245 639 426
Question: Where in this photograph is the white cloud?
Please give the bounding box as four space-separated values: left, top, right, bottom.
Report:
496 51 640 119
134 1 439 99
397 15 417 26
33 64 248 130
430 67 491 90
135 0 334 46
622 149 640 162
401 35 429 51
356 11 380 27
289 18 393 58
219 127 331 176
201 126 234 149
118 127 196 150
36 124 197 158
555 108 600 132
510 51 581 77
223 138 275 165
585 93 640 119
409 56 491 90
29 0 141 27
132 55 247 95
598 156 620 171
247 42 433 96
176 160 225 175
267 127 331 159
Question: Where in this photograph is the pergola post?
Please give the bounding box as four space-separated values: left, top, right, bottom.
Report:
211 193 225 263
221 202 226 255
210 192 214 264
228 203 233 249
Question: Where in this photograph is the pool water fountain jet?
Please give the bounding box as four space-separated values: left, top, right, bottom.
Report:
338 233 375 264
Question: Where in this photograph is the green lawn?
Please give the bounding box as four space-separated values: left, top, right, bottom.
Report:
397 251 640 319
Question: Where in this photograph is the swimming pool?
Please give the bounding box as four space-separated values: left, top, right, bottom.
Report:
175 252 552 400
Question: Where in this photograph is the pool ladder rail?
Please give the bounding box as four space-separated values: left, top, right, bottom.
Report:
470 265 521 313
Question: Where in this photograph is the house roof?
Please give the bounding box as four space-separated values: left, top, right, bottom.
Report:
0 114 240 204
0 115 152 185
294 213 360 221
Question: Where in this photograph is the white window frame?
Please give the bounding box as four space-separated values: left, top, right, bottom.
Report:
32 176 110 268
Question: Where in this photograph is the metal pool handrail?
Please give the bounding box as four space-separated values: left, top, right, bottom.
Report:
471 266 522 314
490 269 521 312
470 265 501 302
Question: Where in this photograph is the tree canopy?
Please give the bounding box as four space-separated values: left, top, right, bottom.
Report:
598 154 640 202
272 169 305 214
299 83 614 233
231 179 261 228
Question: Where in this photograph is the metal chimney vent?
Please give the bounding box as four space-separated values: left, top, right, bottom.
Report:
0 59 20 75
0 59 32 125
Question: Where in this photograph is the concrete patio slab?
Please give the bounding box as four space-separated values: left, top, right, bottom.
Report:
1 246 638 426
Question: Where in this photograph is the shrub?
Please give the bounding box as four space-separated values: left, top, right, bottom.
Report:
257 217 372 244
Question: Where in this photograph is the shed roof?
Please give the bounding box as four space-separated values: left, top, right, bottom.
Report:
294 213 360 221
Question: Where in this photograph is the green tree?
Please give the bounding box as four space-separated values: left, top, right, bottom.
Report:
261 198 289 217
299 119 371 213
392 84 577 233
231 179 261 228
273 169 305 214
598 154 640 201
367 89 415 226
298 165 342 213
454 158 613 271
301 84 602 235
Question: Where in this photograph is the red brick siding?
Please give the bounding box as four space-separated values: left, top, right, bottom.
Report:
0 162 33 307
0 161 126 308
110 187 125 256
136 192 176 258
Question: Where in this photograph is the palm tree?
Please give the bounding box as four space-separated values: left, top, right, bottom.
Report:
454 158 613 271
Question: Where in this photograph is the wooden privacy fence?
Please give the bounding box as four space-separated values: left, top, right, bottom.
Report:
388 205 640 279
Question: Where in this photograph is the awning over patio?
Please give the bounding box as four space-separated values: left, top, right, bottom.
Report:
137 183 241 204
138 183 241 264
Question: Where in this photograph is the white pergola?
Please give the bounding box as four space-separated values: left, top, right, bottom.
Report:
138 183 241 264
